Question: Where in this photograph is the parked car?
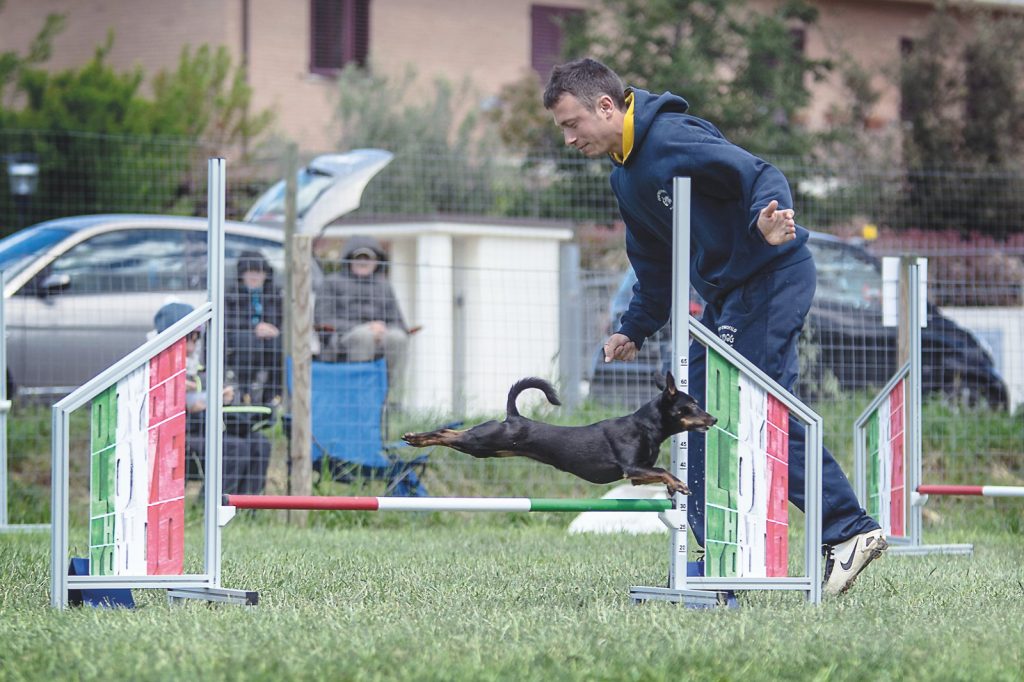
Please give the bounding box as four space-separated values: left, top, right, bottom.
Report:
802 233 1008 408
589 233 1009 410
0 215 309 399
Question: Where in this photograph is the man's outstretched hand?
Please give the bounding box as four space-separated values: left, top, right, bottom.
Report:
757 200 797 245
604 333 638 362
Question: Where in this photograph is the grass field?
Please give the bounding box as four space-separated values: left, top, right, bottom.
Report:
3 394 1023 680
2 500 1023 681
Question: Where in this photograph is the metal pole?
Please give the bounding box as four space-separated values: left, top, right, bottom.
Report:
0 270 8 528
918 484 1024 497
204 158 227 588
906 258 923 546
668 177 691 591
806 417 823 604
49 407 70 608
225 494 674 512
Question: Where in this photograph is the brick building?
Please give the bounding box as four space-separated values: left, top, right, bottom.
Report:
1 0 1020 151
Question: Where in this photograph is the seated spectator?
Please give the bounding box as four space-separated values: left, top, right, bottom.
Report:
153 302 271 496
225 250 284 406
315 236 416 392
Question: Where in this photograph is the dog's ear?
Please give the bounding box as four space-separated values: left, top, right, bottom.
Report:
665 371 677 395
653 371 666 391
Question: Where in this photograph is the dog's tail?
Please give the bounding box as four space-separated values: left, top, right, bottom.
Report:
506 378 561 417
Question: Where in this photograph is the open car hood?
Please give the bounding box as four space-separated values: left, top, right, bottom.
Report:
243 149 394 235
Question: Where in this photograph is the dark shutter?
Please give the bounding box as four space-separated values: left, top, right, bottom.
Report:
531 5 583 79
311 0 344 72
350 0 370 67
310 0 370 74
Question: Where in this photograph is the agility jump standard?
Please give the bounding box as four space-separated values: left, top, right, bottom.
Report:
224 494 672 513
852 258 1011 556
50 159 254 608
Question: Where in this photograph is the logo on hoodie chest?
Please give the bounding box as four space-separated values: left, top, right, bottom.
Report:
656 189 672 208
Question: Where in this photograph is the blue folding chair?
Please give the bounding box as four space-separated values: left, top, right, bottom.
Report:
288 358 429 496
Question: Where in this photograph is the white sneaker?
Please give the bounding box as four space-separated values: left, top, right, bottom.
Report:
822 529 888 596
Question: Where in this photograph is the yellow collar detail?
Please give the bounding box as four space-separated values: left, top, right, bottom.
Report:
611 91 635 164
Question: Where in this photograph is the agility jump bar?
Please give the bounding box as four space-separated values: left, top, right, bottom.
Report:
223 494 674 513
917 485 1024 498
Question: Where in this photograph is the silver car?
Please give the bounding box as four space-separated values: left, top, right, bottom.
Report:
0 214 300 398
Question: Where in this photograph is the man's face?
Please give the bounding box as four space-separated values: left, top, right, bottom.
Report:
550 93 620 158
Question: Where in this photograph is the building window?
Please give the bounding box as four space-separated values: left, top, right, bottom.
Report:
531 5 584 79
310 0 370 74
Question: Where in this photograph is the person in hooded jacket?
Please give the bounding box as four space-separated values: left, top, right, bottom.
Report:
315 235 412 391
544 57 884 596
225 250 284 405
153 301 271 496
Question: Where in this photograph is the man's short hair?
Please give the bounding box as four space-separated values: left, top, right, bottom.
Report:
543 58 626 111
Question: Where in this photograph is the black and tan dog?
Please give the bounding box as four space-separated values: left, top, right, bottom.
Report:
402 372 716 495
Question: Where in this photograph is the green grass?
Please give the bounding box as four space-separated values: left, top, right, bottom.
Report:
2 504 1024 681
3 392 1023 679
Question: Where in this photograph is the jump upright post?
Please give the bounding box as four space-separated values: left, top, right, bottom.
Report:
50 158 255 608
854 257 973 556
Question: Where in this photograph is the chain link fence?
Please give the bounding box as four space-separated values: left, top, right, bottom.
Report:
2 130 1022 523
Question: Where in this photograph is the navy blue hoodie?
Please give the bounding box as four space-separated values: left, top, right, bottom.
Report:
611 88 810 347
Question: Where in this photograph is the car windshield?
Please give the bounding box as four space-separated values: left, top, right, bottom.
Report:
0 226 74 279
806 239 881 309
243 167 336 223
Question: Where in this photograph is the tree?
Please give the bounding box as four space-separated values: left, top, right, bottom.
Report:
329 65 501 216
149 45 274 153
493 0 830 158
719 1 829 156
13 34 150 134
892 5 1024 237
0 7 274 229
0 5 65 116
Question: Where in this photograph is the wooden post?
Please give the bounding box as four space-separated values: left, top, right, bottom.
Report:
284 143 311 522
281 145 298 375
287 235 314 526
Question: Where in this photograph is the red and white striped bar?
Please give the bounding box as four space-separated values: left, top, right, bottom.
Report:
223 494 674 513
918 485 1024 498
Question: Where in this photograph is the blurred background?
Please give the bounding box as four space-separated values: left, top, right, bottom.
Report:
2 0 1023 522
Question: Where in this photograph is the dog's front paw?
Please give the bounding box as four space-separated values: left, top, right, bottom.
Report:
667 481 690 496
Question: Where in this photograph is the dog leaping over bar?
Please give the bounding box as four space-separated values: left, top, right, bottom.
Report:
402 373 716 496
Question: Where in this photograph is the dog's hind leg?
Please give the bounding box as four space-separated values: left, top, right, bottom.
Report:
402 428 464 448
623 466 690 495
403 421 516 459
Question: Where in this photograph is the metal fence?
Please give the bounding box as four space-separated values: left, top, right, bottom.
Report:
2 130 1023 523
